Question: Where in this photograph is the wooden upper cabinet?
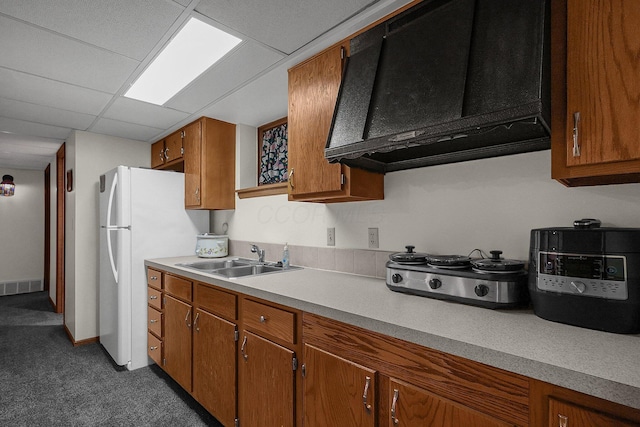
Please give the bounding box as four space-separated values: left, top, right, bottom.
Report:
151 131 184 169
151 116 235 210
552 0 640 185
185 117 235 210
151 140 166 169
163 130 184 164
183 120 202 208
287 44 384 202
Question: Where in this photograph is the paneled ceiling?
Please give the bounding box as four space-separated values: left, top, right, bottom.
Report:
0 0 411 170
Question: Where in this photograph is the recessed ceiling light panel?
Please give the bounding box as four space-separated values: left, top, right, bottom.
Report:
125 17 242 106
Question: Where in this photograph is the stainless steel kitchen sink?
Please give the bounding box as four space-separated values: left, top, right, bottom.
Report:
178 258 252 271
176 258 301 278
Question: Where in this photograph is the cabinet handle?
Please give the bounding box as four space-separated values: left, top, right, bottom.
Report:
149 346 158 351
362 376 372 411
159 151 164 163
572 111 581 157
150 319 157 324
259 315 266 323
194 312 200 332
241 335 248 361
149 295 158 300
185 309 191 328
558 414 568 427
391 389 400 425
195 186 200 203
164 147 170 160
150 275 157 280
288 168 295 190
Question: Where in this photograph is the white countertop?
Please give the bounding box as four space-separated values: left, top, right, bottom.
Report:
146 256 640 410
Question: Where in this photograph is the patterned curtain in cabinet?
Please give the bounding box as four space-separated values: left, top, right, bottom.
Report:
259 122 288 185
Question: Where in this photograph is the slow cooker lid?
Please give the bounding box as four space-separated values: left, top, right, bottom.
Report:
389 245 430 264
471 250 525 272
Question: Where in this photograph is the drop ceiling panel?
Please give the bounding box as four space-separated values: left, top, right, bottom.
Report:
0 134 62 169
165 41 285 114
102 98 190 130
90 118 164 142
0 15 139 93
0 0 186 61
0 153 55 170
0 117 71 140
0 68 113 117
0 98 96 131
200 68 288 127
195 0 380 54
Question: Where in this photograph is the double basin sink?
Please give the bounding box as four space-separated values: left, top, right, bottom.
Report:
177 258 301 279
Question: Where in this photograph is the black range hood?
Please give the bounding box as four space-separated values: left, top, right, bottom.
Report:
325 0 551 173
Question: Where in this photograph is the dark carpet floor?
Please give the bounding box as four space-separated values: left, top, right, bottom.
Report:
0 291 223 426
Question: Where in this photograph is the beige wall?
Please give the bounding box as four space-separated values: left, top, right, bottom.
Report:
0 168 44 284
216 134 640 262
65 130 150 342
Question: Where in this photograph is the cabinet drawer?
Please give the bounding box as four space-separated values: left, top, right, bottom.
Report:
165 274 192 301
242 299 296 344
148 287 162 310
195 283 237 320
148 332 162 365
147 268 162 290
148 306 162 337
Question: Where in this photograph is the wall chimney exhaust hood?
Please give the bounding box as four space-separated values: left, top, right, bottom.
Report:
325 0 551 173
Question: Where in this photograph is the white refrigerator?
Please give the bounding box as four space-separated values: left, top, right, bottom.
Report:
99 166 208 370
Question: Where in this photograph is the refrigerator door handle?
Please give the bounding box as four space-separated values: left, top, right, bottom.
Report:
107 170 118 228
107 174 119 283
107 228 118 283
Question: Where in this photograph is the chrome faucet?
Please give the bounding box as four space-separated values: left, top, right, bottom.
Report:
250 244 265 263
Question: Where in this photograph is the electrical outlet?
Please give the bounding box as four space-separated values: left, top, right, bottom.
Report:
368 228 379 249
327 227 336 246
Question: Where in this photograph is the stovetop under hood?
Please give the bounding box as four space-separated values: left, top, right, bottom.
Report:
325 0 551 174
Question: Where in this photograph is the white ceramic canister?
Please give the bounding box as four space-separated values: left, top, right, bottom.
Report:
195 234 229 258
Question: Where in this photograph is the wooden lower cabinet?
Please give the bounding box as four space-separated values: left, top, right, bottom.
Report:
239 330 296 427
303 312 529 427
303 344 376 427
148 267 640 427
163 294 192 392
192 308 237 427
387 378 512 427
548 398 637 427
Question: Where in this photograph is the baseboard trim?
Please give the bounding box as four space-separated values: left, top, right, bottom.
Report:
64 324 99 347
48 296 56 311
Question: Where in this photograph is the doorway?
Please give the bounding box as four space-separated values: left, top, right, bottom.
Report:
44 165 50 293
55 144 65 314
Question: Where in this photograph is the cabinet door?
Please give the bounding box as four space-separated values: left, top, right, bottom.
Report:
193 309 237 427
184 120 203 208
388 378 512 427
303 344 376 427
288 44 345 197
565 0 640 167
239 331 295 427
549 398 637 427
163 295 192 392
151 140 165 168
164 131 184 163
